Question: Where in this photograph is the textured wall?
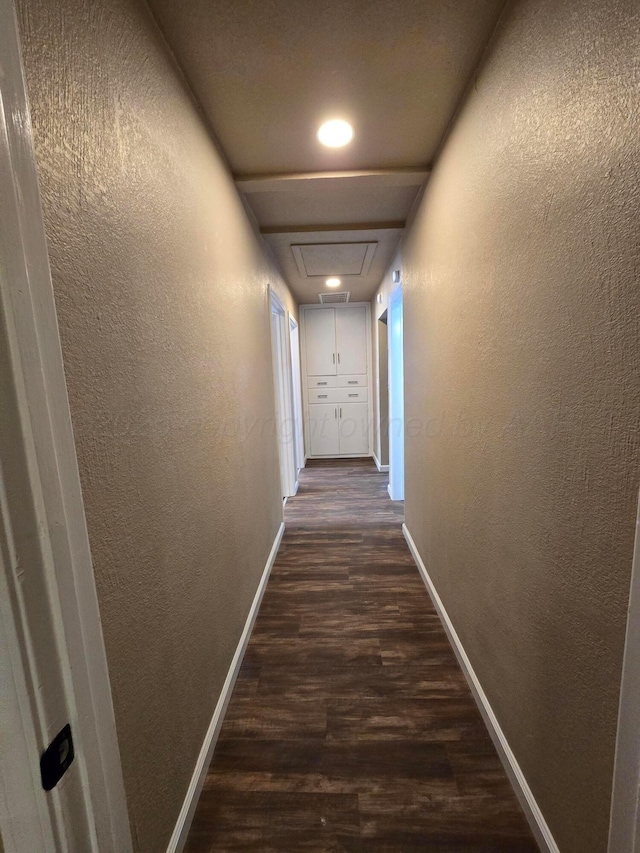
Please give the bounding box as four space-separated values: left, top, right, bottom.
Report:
403 0 640 850
16 0 294 850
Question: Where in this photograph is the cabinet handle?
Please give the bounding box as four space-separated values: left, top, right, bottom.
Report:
332 353 335 364
338 353 341 364
334 408 337 419
348 393 358 398
340 407 342 418
318 394 328 398
348 380 357 385
318 382 328 386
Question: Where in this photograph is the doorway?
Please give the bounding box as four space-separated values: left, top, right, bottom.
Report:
269 290 297 500
289 317 305 476
378 311 390 471
388 284 404 501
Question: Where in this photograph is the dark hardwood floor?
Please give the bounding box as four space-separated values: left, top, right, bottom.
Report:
185 458 538 852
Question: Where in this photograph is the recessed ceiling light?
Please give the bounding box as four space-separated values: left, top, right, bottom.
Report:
326 277 341 288
317 120 354 148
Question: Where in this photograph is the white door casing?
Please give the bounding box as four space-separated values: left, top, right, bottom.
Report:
269 289 297 498
388 284 405 501
289 317 305 473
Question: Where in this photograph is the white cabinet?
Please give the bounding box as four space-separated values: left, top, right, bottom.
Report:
335 308 368 375
337 401 369 455
304 306 368 377
302 304 371 458
307 403 340 456
307 402 369 457
304 309 337 375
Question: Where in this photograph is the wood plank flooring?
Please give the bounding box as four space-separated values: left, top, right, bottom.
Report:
185 458 538 852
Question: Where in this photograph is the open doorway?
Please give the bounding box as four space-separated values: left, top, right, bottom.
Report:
289 316 305 477
269 290 297 500
388 284 404 501
378 311 390 473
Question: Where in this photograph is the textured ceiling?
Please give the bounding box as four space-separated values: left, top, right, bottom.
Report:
264 228 403 303
147 0 505 301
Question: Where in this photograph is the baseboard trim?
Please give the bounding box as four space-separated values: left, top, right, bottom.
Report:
167 522 285 853
372 451 389 473
402 523 560 853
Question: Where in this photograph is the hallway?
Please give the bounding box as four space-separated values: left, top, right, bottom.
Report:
185 460 537 852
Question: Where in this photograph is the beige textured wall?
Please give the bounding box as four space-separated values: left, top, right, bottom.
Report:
403 0 640 850
16 0 294 850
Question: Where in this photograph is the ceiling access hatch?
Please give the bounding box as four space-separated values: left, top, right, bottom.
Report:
292 242 377 278
319 291 350 304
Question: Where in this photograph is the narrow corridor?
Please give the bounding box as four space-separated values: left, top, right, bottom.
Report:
185 460 537 851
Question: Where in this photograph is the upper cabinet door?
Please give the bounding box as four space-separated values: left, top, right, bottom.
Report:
335 306 368 375
305 308 337 375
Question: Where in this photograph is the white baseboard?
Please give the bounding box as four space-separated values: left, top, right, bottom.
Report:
167 522 285 853
372 451 389 473
402 524 560 853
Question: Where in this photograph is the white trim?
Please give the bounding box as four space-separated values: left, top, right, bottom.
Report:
0 2 131 849
388 284 404 501
167 522 285 853
288 317 305 476
269 289 297 498
372 451 389 474
608 489 640 853
402 524 560 853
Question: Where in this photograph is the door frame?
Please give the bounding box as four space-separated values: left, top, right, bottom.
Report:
388 284 405 501
269 289 298 498
288 316 305 473
608 489 640 853
0 1 132 848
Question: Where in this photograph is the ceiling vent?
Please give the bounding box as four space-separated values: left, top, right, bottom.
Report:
319 291 350 304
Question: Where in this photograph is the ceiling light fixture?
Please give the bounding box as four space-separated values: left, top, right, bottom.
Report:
317 119 354 148
326 277 341 288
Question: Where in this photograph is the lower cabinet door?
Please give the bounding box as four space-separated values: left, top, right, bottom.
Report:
308 403 340 456
338 401 369 455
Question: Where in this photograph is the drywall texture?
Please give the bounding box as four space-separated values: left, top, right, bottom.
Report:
402 0 640 850
16 0 294 849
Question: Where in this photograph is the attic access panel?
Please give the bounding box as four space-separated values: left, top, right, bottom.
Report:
291 242 377 278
